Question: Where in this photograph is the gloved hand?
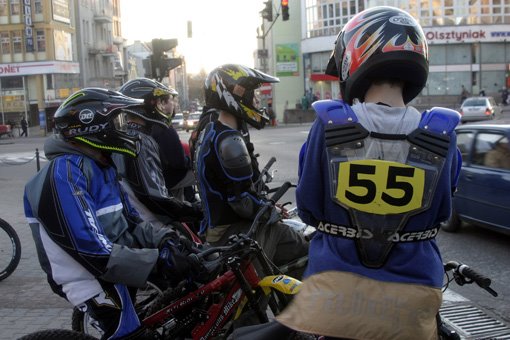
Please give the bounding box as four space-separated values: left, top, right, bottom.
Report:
179 201 203 222
158 237 202 286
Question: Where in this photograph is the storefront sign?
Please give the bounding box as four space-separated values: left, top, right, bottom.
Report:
0 61 79 76
424 25 510 44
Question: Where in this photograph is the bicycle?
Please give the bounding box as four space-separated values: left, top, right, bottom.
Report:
69 178 303 339
0 217 21 281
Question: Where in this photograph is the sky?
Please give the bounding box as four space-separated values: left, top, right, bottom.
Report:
120 0 266 75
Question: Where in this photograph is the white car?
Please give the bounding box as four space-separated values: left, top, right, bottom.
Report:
185 112 202 132
171 113 184 130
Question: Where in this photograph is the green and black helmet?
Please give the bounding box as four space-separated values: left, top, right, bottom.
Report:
54 88 143 157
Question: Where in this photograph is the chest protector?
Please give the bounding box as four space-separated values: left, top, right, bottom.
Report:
314 100 460 268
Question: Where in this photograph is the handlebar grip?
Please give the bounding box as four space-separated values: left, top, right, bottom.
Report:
458 264 491 288
262 157 276 173
269 181 292 203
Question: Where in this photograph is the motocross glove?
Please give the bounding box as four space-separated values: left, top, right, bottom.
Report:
158 237 202 286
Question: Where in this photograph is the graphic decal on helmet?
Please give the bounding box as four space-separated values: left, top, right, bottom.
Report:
79 109 94 124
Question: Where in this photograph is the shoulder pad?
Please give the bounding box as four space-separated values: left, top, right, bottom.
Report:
218 132 252 180
312 100 358 125
420 107 461 135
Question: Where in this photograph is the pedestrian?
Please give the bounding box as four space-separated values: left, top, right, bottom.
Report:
23 88 203 339
193 64 309 280
301 93 309 110
277 7 462 339
460 84 469 104
20 116 28 137
267 102 276 127
479 89 486 96
500 87 508 105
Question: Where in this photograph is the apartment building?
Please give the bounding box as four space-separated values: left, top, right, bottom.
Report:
0 0 124 133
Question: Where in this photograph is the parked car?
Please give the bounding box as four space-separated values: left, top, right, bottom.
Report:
441 121 510 235
172 113 184 130
185 112 201 132
459 96 501 122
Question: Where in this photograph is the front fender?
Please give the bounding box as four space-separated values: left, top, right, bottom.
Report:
258 275 302 295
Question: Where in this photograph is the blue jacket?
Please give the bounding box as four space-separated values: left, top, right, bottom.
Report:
297 100 461 288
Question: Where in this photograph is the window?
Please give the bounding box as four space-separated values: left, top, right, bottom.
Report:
10 0 19 15
46 74 53 89
12 31 22 53
36 30 45 52
1 76 22 89
456 131 474 163
0 32 10 55
478 134 510 170
0 0 8 16
34 0 42 14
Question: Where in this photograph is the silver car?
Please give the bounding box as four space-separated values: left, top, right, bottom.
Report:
460 96 501 122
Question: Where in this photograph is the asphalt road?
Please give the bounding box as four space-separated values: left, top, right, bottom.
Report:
1 109 509 338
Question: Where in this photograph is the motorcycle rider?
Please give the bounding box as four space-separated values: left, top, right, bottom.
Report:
23 88 202 339
111 94 203 238
193 64 309 279
119 78 195 200
277 7 462 339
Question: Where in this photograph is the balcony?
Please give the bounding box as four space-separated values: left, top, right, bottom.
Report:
94 9 113 24
88 43 117 56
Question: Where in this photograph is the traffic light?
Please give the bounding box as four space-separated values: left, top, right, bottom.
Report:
151 38 178 81
281 0 289 21
261 1 273 21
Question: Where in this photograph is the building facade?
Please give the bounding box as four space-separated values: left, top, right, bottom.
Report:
75 0 126 90
0 0 125 134
301 0 510 110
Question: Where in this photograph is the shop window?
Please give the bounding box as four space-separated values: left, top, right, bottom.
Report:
429 45 446 66
1 76 22 89
446 44 471 65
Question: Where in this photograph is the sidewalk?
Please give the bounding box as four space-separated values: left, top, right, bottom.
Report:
0 138 72 339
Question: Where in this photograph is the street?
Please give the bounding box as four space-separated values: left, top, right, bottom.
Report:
0 114 509 338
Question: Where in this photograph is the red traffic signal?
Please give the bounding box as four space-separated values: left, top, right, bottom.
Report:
281 0 289 21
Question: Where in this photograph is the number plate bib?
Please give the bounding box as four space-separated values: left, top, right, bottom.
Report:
326 133 446 267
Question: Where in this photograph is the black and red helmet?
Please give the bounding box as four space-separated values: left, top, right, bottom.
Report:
325 6 429 104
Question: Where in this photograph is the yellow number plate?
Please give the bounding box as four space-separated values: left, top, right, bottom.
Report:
336 159 425 214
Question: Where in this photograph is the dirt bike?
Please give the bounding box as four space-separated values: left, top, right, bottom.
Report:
69 165 305 339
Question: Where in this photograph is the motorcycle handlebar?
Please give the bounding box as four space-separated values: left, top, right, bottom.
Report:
444 261 498 297
269 181 292 204
262 157 276 174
